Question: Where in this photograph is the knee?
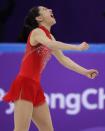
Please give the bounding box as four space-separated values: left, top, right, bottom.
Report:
14 130 27 131
47 126 54 131
39 124 54 131
49 127 54 131
14 121 30 131
14 127 28 131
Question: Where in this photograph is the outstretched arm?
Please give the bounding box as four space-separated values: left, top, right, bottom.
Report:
52 50 99 79
30 28 89 51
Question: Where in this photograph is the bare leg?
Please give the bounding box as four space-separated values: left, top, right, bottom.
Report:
14 100 33 131
32 102 54 131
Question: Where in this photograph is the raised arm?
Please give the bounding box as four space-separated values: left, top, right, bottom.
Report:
30 28 89 51
52 50 99 79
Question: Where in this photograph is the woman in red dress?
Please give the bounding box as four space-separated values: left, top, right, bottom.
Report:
3 6 99 131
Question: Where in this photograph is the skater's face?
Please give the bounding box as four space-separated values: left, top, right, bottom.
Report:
36 6 56 26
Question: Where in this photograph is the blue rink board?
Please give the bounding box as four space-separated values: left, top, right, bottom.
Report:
0 43 105 53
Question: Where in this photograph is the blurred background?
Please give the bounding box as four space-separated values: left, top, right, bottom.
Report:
0 0 105 43
0 0 105 131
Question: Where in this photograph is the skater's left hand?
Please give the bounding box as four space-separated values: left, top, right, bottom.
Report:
85 69 99 79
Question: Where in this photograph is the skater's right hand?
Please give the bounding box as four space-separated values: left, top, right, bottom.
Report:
78 42 89 51
84 69 99 79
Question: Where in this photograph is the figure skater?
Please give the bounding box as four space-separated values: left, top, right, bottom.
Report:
3 6 99 131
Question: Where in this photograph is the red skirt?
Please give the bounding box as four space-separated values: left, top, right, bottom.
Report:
3 75 46 106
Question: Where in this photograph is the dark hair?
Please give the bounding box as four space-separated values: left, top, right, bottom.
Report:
17 6 40 43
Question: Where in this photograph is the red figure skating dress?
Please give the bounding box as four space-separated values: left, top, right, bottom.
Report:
3 25 52 106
